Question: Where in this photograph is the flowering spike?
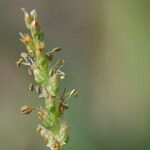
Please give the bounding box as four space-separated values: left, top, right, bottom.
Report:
17 8 78 150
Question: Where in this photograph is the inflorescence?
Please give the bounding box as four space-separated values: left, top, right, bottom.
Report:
16 8 78 150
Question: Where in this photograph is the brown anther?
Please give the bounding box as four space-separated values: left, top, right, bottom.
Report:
29 83 34 92
35 85 41 94
21 105 33 115
47 52 53 61
59 102 68 114
20 34 31 45
52 47 62 52
70 89 79 97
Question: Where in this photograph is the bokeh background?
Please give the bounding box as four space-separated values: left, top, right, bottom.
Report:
0 0 150 150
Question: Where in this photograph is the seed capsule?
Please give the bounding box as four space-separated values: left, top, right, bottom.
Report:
47 52 53 61
52 47 61 52
21 105 33 115
29 83 34 92
21 8 33 28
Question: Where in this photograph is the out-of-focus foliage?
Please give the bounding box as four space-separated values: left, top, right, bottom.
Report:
0 0 150 150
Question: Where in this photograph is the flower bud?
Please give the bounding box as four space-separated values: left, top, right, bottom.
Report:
21 8 33 28
16 58 23 67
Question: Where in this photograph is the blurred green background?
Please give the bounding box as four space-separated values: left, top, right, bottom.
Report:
0 0 150 149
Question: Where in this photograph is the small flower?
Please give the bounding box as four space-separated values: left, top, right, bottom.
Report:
21 8 34 28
